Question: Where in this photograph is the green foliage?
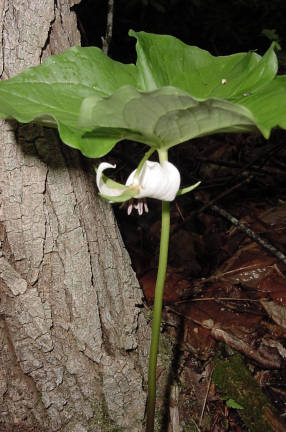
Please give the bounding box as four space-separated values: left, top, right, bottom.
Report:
224 398 244 410
0 31 286 158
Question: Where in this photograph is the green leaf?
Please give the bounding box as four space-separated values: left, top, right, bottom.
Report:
78 33 285 148
225 399 244 410
233 75 286 137
129 30 278 99
0 30 285 159
0 46 137 157
79 85 259 151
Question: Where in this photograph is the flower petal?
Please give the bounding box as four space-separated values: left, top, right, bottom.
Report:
126 161 180 201
96 162 125 197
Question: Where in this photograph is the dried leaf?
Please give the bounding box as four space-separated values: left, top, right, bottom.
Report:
260 299 286 329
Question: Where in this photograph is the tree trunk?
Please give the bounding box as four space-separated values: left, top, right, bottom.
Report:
0 1 149 431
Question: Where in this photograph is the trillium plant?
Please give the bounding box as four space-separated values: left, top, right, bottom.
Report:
1 29 286 431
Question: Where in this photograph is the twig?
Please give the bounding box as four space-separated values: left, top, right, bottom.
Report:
102 0 114 55
211 204 286 266
174 297 260 304
194 174 253 217
199 361 215 427
189 417 201 432
210 327 280 369
172 174 251 235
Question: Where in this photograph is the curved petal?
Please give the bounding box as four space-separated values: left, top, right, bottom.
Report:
96 162 125 197
126 161 180 201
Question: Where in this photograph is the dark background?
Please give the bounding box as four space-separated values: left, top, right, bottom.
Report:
74 0 286 64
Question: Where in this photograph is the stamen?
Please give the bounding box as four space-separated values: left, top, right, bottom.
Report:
127 202 134 215
136 201 144 215
125 198 149 215
143 199 149 213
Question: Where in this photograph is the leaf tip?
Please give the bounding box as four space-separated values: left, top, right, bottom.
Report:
271 40 282 52
128 29 137 39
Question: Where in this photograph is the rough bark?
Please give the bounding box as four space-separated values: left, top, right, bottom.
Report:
0 1 149 431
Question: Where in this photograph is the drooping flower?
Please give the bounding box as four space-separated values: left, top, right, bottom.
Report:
96 160 181 204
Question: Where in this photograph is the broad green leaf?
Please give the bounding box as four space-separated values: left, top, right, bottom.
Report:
78 33 285 148
233 75 286 136
59 124 120 158
79 85 259 152
0 30 285 159
0 45 137 156
129 30 278 99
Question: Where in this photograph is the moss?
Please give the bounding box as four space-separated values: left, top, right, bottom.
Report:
213 349 280 432
153 406 165 432
183 423 201 432
158 331 175 368
144 331 177 431
88 398 124 432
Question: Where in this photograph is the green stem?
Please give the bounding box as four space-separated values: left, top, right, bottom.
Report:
146 150 170 432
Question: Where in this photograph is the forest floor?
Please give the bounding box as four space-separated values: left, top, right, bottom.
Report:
114 130 286 432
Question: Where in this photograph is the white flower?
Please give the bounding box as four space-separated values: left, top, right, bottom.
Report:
126 160 181 201
96 160 181 203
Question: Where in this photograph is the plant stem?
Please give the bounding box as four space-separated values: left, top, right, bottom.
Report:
145 197 170 431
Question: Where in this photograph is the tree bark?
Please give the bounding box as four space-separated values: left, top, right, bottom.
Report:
0 1 149 431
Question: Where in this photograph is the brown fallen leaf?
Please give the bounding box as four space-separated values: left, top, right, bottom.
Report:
260 298 286 330
257 271 286 304
140 267 189 304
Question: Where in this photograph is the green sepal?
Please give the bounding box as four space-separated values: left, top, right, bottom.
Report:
94 166 127 191
99 189 136 203
177 181 201 196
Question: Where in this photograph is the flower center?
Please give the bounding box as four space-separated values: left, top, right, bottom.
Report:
128 182 140 193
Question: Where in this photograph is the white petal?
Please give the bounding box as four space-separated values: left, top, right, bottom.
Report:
96 162 124 197
126 161 180 201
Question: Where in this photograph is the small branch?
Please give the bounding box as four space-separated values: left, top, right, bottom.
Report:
199 361 214 427
211 204 286 266
210 327 281 369
194 174 253 217
102 0 114 55
174 297 260 304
